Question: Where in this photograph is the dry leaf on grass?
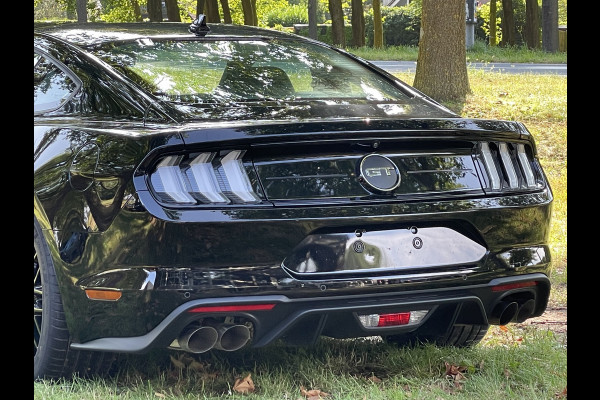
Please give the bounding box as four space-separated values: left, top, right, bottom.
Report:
367 375 382 383
154 393 166 398
233 373 255 394
444 362 467 388
169 354 186 369
300 385 329 399
555 386 567 398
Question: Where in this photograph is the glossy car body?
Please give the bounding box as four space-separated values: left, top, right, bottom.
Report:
34 20 552 380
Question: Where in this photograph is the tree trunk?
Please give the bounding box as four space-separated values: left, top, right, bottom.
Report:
205 0 221 22
524 0 540 49
147 0 163 22
328 0 345 48
373 0 383 48
542 0 558 52
413 0 470 102
500 0 516 47
76 0 87 22
165 0 181 22
241 0 257 25
351 0 365 47
220 0 232 24
308 0 318 39
196 0 206 17
489 0 497 46
132 0 143 22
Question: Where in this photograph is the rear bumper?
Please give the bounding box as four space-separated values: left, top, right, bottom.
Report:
71 273 550 353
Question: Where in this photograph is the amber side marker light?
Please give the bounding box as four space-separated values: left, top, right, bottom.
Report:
85 289 122 301
188 304 276 313
491 281 537 292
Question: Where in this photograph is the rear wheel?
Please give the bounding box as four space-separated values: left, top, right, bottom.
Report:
34 217 116 380
383 324 489 348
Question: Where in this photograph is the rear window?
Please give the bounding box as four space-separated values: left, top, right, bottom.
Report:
94 38 414 104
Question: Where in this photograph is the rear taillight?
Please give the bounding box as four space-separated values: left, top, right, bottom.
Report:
478 142 543 192
149 150 262 205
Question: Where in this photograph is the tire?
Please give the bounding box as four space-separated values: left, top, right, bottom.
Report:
34 217 116 380
383 324 489 348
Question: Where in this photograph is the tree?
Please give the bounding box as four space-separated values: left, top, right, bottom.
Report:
220 0 232 24
328 0 345 47
542 0 558 52
241 0 257 25
413 0 469 102
76 0 86 22
165 0 181 21
500 0 516 46
524 0 540 49
147 0 162 21
205 0 221 22
308 0 318 39
489 0 497 46
372 0 383 48
351 0 365 47
132 0 143 22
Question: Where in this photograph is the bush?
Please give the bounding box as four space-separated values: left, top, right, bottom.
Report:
365 6 421 47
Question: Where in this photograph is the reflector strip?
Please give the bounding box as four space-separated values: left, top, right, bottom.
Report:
492 281 537 292
378 312 411 326
85 289 122 301
188 304 276 313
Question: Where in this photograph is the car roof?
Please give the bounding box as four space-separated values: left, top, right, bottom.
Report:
33 21 306 47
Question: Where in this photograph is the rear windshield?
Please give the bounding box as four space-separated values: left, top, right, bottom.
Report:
94 38 416 104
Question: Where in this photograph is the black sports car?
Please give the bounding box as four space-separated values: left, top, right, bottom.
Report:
34 19 553 380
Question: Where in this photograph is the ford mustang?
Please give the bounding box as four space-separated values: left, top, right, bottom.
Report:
34 18 553 380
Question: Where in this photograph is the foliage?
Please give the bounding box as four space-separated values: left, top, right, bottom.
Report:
264 4 308 27
99 0 139 23
558 0 567 25
364 5 421 47
477 2 502 45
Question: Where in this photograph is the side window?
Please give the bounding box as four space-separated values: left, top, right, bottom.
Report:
34 51 78 114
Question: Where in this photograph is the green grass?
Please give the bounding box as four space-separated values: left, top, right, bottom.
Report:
34 69 567 399
348 40 567 64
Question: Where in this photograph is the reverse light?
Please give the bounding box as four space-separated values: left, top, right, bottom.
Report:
358 310 428 328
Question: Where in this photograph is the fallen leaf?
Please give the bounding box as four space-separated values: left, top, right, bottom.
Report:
300 386 329 399
555 386 567 398
504 368 511 378
233 373 255 394
169 354 185 369
154 393 166 398
368 375 382 383
444 361 467 385
188 360 207 372
499 325 509 332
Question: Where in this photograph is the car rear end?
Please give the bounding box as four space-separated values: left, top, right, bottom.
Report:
68 117 552 354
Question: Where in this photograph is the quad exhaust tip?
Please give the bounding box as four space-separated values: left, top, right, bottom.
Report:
489 298 537 325
178 322 251 353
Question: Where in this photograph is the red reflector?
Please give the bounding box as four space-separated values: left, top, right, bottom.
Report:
378 312 411 327
492 281 537 292
188 304 276 313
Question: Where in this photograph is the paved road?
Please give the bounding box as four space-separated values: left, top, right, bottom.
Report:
370 60 567 76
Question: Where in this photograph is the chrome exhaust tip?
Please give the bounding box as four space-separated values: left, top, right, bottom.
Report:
214 324 251 351
178 325 219 353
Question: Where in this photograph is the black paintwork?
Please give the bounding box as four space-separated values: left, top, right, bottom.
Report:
34 23 552 351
